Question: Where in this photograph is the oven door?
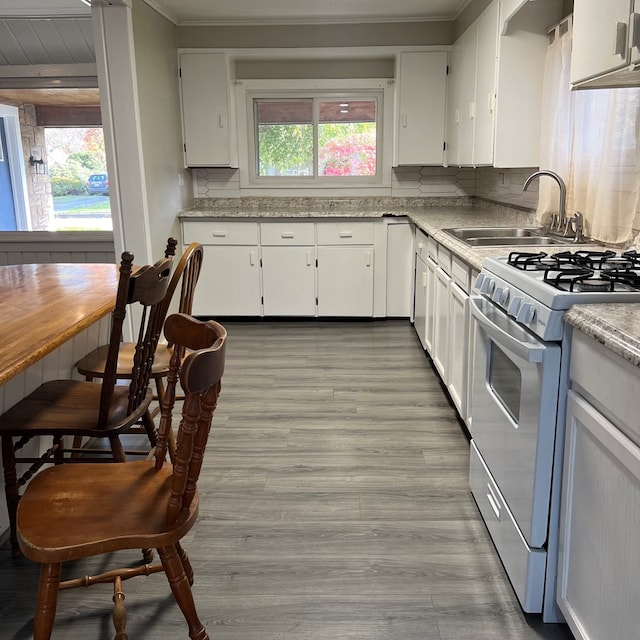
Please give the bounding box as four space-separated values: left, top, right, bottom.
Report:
469 295 561 548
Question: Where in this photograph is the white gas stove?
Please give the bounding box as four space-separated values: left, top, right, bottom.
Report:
468 247 640 623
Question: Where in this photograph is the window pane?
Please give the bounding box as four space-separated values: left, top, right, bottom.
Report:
318 100 376 176
255 99 313 176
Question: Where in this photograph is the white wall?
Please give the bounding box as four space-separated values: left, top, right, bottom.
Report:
132 0 192 255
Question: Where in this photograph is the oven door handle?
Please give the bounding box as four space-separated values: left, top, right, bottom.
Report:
470 296 544 363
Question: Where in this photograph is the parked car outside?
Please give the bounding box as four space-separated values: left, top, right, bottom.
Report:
86 173 109 195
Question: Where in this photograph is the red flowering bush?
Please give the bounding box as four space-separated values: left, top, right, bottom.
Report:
319 133 376 176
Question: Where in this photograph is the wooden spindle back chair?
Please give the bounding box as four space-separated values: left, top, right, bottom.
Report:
16 313 227 640
76 242 204 454
0 244 175 556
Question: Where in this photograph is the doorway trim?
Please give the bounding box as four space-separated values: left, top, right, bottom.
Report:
0 104 30 230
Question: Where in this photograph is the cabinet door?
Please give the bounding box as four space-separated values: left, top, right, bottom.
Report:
386 222 414 317
558 390 640 640
179 52 237 167
447 281 468 416
432 266 450 379
261 246 316 316
414 253 428 349
473 0 498 166
425 256 437 355
456 25 479 166
193 245 261 316
395 51 448 166
571 0 633 85
317 246 374 317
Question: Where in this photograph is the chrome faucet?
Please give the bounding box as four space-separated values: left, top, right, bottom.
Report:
522 170 567 233
569 211 585 243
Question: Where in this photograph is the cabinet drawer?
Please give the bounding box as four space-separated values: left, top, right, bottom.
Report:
438 245 451 275
570 330 640 447
451 255 470 292
469 441 546 613
415 228 429 261
260 222 315 246
427 236 438 262
317 222 374 245
183 221 258 245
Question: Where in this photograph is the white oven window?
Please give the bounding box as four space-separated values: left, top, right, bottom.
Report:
488 342 522 423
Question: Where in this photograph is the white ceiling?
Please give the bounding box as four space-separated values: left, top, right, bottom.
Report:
0 0 471 24
147 0 472 25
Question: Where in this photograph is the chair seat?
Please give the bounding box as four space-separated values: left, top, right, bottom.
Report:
17 460 198 563
77 343 175 380
0 380 152 436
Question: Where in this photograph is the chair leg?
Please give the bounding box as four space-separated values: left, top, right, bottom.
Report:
34 562 61 640
141 410 158 448
157 545 208 640
1 436 20 557
176 542 194 585
109 436 127 463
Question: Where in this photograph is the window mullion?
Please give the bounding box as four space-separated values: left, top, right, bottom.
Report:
313 97 319 178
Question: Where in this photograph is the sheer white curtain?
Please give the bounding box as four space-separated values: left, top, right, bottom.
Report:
537 19 640 245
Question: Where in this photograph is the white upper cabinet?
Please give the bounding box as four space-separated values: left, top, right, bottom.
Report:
446 1 498 167
446 0 562 168
394 51 448 166
571 0 640 88
178 51 238 168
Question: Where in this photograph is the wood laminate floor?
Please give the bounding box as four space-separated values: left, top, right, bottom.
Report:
0 320 574 640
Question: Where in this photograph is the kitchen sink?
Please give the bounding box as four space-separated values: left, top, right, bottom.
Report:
442 227 573 247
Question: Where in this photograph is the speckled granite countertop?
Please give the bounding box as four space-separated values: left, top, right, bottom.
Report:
565 305 640 368
179 196 640 366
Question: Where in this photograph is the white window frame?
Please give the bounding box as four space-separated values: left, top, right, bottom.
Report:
237 79 393 193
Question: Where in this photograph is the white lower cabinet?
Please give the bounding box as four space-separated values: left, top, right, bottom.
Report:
558 330 640 640
447 279 468 416
261 246 316 316
183 221 261 316
196 245 261 316
182 218 384 317
317 246 374 317
414 252 428 349
411 226 472 423
558 390 640 640
425 256 437 355
432 264 450 380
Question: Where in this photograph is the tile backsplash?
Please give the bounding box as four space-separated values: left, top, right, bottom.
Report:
192 166 540 210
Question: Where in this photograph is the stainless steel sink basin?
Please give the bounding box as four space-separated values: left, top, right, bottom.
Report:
442 227 572 247
464 236 570 246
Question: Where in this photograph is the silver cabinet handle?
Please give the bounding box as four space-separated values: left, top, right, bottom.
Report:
212 230 227 237
281 232 294 238
339 231 353 238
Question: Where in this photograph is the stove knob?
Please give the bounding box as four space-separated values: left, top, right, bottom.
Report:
507 297 522 317
474 273 485 292
516 303 536 324
480 276 495 295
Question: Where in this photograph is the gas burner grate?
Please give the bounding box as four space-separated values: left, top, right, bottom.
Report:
543 265 596 291
621 250 640 267
567 250 617 269
507 251 549 270
602 267 640 289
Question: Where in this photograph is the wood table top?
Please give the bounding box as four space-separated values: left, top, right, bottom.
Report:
0 263 118 386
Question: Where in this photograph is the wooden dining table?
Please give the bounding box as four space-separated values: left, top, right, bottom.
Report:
0 263 118 386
